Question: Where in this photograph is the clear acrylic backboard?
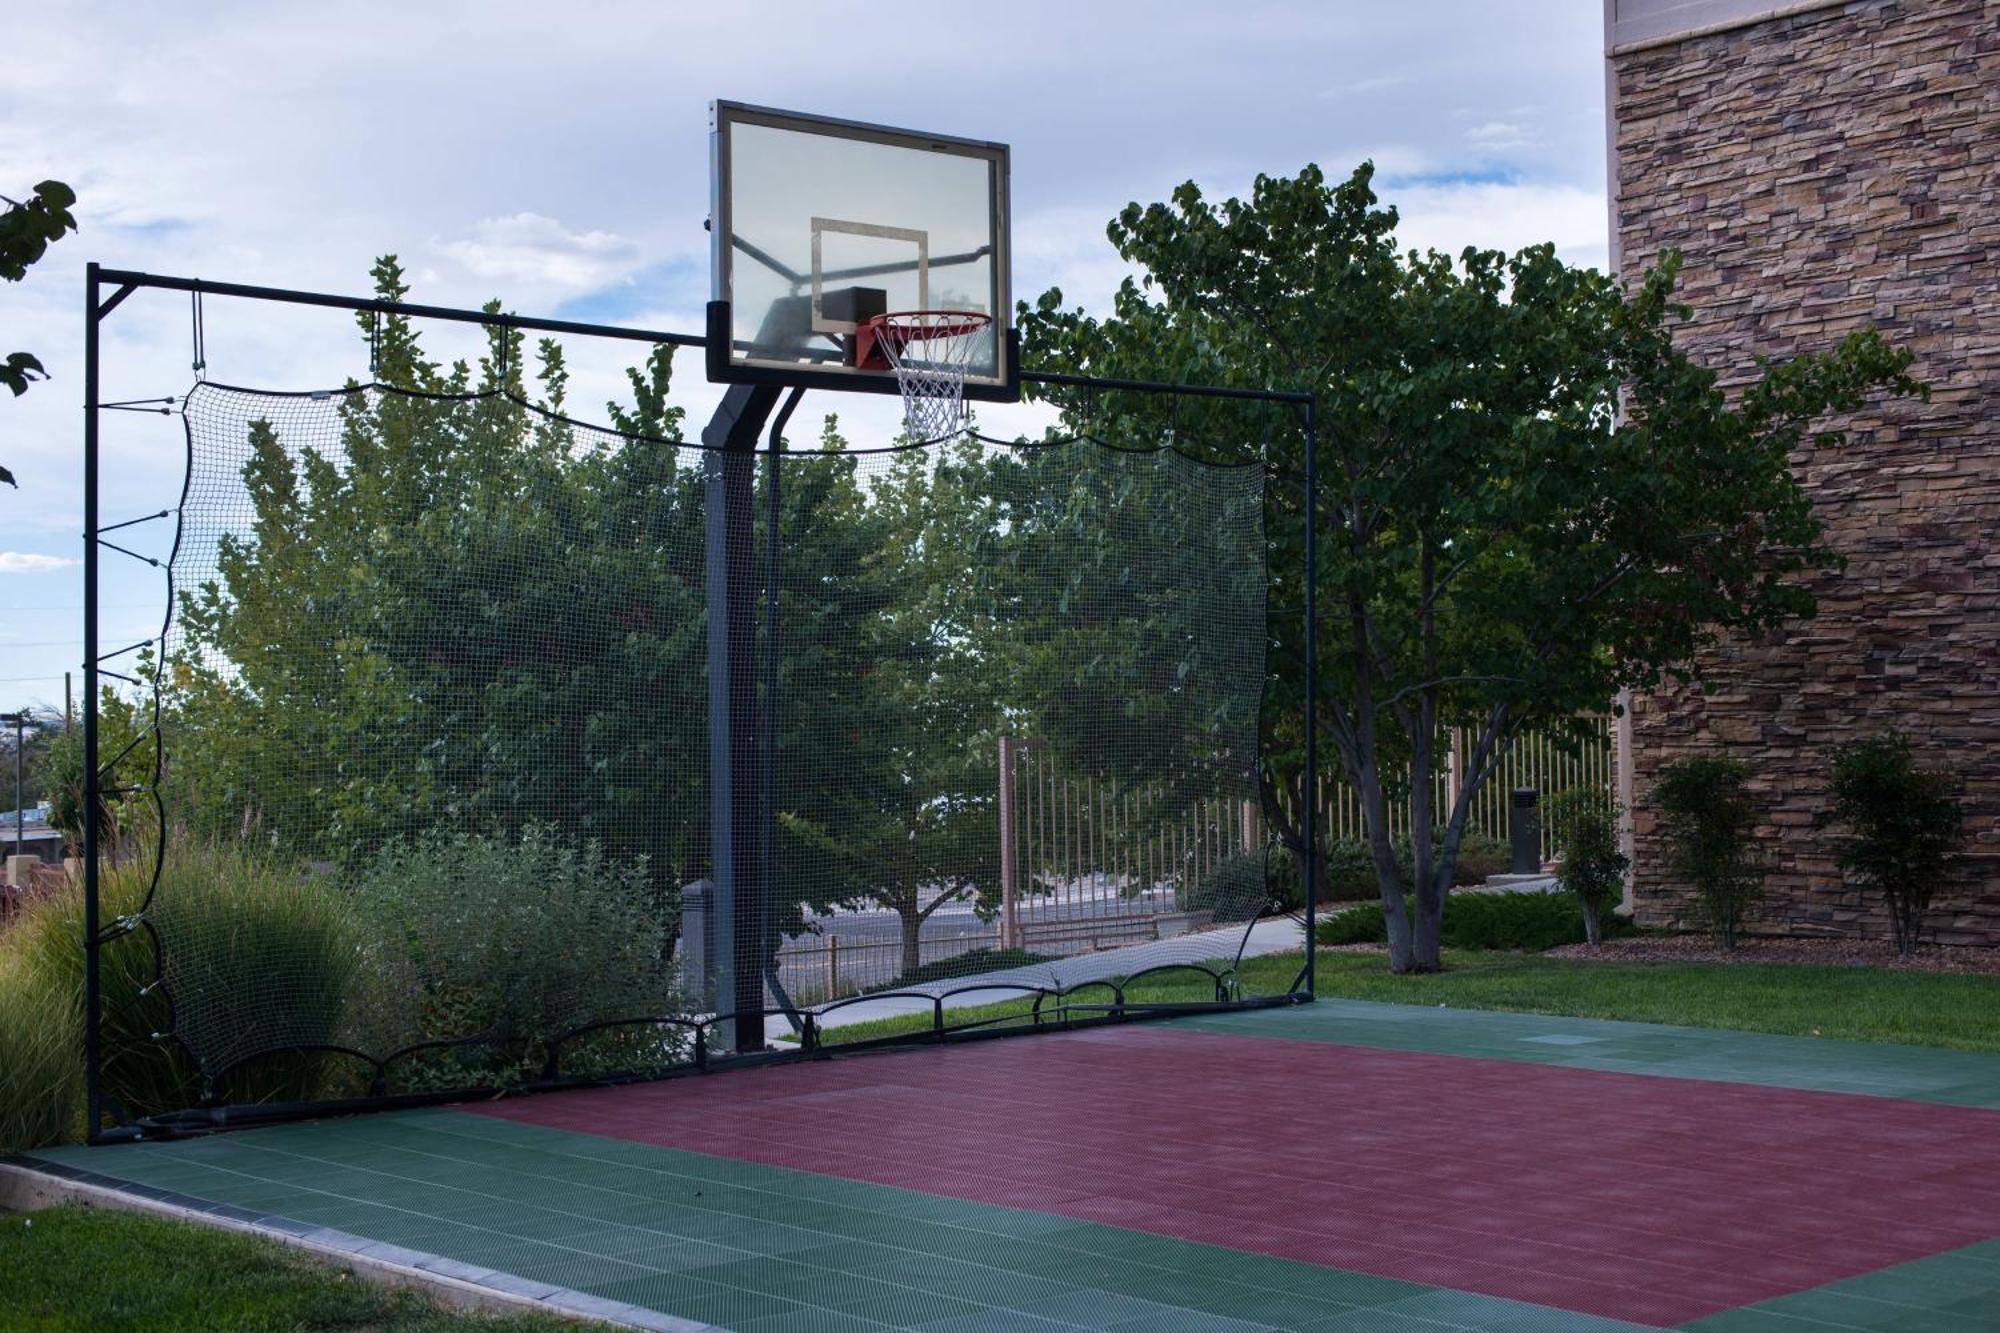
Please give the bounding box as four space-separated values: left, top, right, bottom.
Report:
707 101 1015 400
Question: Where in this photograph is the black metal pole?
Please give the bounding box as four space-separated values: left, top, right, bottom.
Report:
703 384 782 1054
90 269 702 349
1302 397 1319 996
763 388 803 1029
9 712 22 857
83 262 104 1141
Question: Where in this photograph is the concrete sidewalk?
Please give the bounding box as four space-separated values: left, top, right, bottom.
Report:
788 914 1308 1033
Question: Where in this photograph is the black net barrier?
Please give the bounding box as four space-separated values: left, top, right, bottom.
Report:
111 381 1278 1119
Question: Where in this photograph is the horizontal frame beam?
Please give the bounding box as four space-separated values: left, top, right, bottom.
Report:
90 269 705 348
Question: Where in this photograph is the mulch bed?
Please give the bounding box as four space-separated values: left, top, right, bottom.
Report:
1543 934 2000 975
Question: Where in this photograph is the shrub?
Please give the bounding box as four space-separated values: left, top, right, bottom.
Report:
1322 839 1380 900
1545 788 1628 947
1447 830 1512 883
1187 850 1295 921
1316 901 1391 946
351 824 688 1088
1653 756 1763 949
884 948 1058 991
29 702 150 857
0 840 362 1152
1827 731 1964 955
1320 828 1511 902
1314 889 1634 952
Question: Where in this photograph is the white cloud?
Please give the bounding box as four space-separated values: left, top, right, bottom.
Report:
439 213 642 295
0 553 79 574
1465 120 1536 151
1386 180 1609 273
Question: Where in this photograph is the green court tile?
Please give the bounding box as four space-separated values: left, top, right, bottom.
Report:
786 1239 920 1273
1106 1311 1279 1332
1180 999 2000 1107
1680 1242 2000 1331
735 1310 901 1333
914 1311 1082 1332
584 1271 804 1326
827 1286 993 1326
1020 1289 1204 1329
1374 1287 1660 1330
449 1242 650 1290
1295 1313 1477 1333
850 1253 1080 1307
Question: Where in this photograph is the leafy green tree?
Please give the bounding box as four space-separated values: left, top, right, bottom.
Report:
33 692 146 856
1826 729 1963 955
165 258 713 891
1020 162 1923 973
1 179 76 486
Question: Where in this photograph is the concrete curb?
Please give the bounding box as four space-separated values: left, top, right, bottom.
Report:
0 1158 724 1332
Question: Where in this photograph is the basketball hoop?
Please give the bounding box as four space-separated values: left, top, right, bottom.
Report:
858 310 992 442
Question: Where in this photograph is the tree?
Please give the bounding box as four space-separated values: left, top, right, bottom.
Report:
1653 756 1763 948
1545 787 1627 947
1 179 77 487
164 258 715 890
1826 730 1963 955
1019 162 1923 973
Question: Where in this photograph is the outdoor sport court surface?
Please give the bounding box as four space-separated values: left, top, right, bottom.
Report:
20 999 2000 1331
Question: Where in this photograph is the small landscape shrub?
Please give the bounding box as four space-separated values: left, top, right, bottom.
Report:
351 824 688 1088
1653 756 1763 949
1186 849 1294 921
1320 828 1509 902
1827 730 1964 956
1546 788 1628 947
1314 890 1634 952
883 947 1058 991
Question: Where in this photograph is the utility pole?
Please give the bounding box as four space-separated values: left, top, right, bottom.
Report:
2 711 27 858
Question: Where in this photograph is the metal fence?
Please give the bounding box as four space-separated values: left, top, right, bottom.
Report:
773 718 1617 1003
1281 715 1617 859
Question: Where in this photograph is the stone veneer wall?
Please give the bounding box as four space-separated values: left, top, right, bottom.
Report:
1611 0 1998 944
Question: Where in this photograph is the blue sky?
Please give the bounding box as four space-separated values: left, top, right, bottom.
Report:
0 0 1608 715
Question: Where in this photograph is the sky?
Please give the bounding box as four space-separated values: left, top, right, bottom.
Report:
0 0 1609 719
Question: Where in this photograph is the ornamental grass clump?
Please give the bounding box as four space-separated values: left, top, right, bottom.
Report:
0 840 363 1152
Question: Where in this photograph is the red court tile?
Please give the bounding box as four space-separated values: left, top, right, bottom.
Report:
469 1026 2000 1324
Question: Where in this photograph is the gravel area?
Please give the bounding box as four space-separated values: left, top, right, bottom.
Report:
1543 934 2000 976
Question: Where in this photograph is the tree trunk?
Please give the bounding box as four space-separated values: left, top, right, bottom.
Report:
1583 900 1602 947
1409 867 1445 971
899 908 923 979
1354 760 1418 972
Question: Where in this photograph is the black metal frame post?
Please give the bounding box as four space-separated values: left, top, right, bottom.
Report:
1302 399 1318 994
703 384 782 1054
83 262 103 1141
762 389 804 1030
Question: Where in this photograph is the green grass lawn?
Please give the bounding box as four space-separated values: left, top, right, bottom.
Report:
814 948 2000 1053
1300 949 2000 1052
0 1206 603 1332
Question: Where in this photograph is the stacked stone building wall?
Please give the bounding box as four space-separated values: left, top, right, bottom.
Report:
1611 0 1998 943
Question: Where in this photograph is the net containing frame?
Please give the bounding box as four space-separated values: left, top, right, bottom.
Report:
100 352 1280 1125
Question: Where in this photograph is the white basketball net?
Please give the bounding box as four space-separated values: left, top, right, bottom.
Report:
869 311 992 443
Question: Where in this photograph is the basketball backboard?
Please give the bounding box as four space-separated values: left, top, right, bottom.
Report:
706 101 1016 401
